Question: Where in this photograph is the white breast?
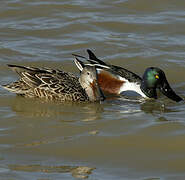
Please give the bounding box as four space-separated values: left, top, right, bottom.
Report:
119 77 147 98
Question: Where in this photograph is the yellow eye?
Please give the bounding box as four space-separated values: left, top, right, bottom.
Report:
155 74 159 79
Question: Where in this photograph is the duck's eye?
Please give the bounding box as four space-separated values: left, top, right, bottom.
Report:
155 74 159 79
87 72 90 75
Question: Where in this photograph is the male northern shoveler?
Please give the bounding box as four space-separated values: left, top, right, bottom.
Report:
2 64 105 102
73 50 183 102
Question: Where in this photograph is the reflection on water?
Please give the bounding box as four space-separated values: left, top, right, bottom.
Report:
0 0 185 179
140 99 177 114
9 164 95 179
10 95 174 121
10 95 173 121
10 96 104 121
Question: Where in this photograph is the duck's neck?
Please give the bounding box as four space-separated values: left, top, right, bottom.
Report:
80 79 105 102
140 81 157 99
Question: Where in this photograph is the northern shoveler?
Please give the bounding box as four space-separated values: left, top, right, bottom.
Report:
73 49 183 102
2 64 105 102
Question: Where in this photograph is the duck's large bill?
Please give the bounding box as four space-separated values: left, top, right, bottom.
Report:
159 79 183 102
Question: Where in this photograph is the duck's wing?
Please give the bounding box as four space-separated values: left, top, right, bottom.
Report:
86 50 142 83
7 64 48 87
3 65 85 100
107 64 142 83
2 65 48 94
74 53 142 84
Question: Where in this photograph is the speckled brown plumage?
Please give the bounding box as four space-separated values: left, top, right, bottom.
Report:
3 65 89 102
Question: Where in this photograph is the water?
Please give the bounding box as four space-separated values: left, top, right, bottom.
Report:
0 0 185 179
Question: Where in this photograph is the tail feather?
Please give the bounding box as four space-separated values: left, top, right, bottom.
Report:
8 64 34 76
86 49 107 65
2 80 30 94
74 56 110 73
72 50 107 66
7 64 46 76
71 54 88 60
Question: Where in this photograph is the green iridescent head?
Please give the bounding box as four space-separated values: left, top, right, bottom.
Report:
141 67 183 102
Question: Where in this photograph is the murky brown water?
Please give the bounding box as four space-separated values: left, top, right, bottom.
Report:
0 0 185 179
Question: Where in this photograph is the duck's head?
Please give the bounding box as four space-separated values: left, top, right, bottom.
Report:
141 67 183 102
79 64 105 102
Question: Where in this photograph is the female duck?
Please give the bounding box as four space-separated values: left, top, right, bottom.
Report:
2 64 105 102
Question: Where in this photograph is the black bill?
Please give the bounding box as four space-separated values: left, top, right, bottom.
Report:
159 78 183 102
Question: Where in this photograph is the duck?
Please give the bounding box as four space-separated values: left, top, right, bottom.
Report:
73 49 183 102
2 64 105 102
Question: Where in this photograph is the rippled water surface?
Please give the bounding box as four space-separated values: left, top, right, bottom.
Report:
0 0 185 179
